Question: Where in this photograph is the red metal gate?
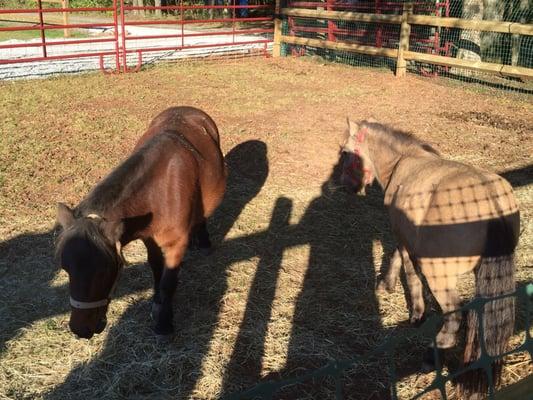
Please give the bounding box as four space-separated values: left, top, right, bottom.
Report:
0 0 274 75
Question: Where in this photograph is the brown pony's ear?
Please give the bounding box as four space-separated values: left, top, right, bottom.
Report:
346 118 359 137
57 203 74 229
102 220 124 247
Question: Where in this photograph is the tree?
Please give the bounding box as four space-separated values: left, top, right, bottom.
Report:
454 0 483 76
510 0 530 67
133 0 145 16
481 0 505 63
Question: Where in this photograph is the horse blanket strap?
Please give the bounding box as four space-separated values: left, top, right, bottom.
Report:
70 297 109 309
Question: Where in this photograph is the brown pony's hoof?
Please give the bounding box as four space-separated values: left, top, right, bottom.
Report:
421 347 444 372
155 333 173 345
199 246 214 256
151 303 161 321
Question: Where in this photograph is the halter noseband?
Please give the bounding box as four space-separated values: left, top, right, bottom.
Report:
70 297 109 309
69 259 123 310
68 213 124 310
345 128 372 182
356 127 367 143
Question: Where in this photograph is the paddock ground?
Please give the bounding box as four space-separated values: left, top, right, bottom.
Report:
0 57 531 400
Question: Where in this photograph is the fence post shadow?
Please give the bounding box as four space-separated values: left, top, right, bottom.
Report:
221 196 293 394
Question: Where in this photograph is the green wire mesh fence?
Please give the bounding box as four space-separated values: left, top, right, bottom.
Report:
225 283 533 399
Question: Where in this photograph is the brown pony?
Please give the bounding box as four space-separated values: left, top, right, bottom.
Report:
56 106 226 339
340 119 519 398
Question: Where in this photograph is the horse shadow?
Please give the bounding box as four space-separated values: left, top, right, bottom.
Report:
499 164 533 189
0 229 68 352
43 140 270 399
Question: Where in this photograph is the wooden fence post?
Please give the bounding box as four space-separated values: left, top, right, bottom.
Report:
273 0 282 57
395 2 413 77
62 0 70 38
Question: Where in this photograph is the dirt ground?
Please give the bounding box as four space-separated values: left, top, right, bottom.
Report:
0 57 531 400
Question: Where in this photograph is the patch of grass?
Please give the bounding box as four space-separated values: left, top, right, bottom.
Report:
0 23 88 41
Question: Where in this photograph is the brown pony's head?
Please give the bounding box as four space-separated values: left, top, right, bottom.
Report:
55 203 123 339
340 118 375 195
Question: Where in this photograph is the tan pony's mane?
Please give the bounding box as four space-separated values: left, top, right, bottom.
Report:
364 121 440 156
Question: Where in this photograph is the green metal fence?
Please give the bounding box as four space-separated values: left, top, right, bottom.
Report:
226 283 533 399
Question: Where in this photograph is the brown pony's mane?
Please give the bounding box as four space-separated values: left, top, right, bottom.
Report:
55 217 120 266
364 121 440 156
76 130 200 217
56 130 203 261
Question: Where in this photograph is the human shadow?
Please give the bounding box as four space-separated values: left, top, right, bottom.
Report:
222 159 532 399
221 160 423 399
221 196 293 394
43 140 270 399
268 161 399 399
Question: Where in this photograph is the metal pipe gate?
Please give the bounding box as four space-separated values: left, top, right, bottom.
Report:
0 0 274 74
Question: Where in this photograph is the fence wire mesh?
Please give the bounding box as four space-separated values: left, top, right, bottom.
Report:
280 0 533 93
226 283 533 400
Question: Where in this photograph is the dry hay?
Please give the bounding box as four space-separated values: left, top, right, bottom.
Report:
0 57 531 400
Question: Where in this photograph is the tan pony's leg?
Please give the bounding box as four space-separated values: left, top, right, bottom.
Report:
401 248 425 324
420 257 480 349
377 247 425 324
377 248 402 293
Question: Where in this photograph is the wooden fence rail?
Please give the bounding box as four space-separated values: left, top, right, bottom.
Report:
280 8 533 36
274 1 533 80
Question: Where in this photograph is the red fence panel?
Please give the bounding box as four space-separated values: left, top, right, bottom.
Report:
0 0 274 77
0 1 121 74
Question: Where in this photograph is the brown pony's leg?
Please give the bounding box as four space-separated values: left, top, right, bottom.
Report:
154 234 189 336
143 238 164 316
191 220 212 255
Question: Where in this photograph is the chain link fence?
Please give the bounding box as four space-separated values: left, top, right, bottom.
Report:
279 0 533 93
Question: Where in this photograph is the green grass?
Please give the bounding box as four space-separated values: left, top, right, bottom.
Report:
0 24 88 41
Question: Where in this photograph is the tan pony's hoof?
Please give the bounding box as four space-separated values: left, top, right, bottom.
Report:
376 277 395 294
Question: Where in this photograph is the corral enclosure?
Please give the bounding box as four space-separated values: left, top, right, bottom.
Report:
0 57 532 399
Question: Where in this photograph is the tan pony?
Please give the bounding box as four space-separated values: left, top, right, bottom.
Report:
340 119 520 398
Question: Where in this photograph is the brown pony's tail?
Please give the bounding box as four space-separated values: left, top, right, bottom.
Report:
458 255 515 399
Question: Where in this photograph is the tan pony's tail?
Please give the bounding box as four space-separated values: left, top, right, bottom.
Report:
458 255 515 399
